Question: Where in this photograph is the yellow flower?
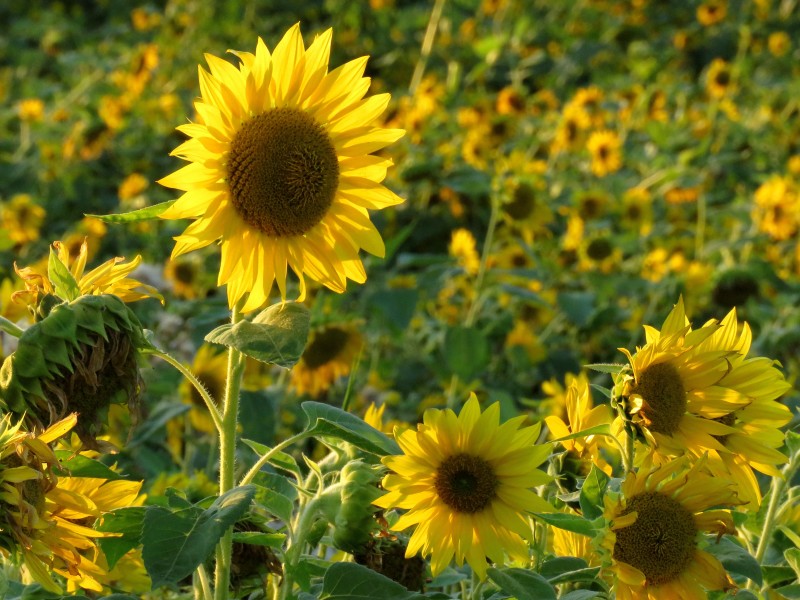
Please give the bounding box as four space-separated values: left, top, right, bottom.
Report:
706 59 734 99
621 187 653 236
601 457 738 599
13 239 163 308
697 0 727 26
1 194 46 246
374 394 553 579
545 373 614 475
163 255 206 300
17 98 45 121
586 130 622 177
551 521 599 566
448 228 481 276
752 175 799 241
159 25 405 312
290 323 362 398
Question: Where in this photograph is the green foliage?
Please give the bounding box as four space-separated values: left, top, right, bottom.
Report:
579 465 610 521
487 567 557 600
87 201 175 223
319 563 426 600
141 485 256 588
301 401 400 455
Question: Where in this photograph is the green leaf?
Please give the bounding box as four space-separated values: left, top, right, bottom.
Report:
584 363 626 374
777 584 800 599
54 451 123 480
558 291 595 328
532 512 599 537
539 556 587 580
487 567 556 600
780 526 800 552
545 566 602 586
705 536 762 585
560 591 604 600
762 565 797 587
786 548 800 578
126 400 190 448
550 424 612 444
96 507 147 569
253 485 295 524
205 302 310 368
786 430 800 455
443 325 489 380
242 438 302 477
370 288 419 333
302 401 400 456
579 465 610 521
48 247 80 301
86 200 175 223
231 531 285 548
320 563 426 599
142 485 256 588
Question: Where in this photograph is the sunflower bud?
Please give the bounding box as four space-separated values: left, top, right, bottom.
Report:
326 460 382 554
0 294 147 449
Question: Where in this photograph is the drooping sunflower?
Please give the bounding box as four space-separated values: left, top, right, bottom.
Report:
600 456 738 600
290 322 362 398
158 24 405 313
374 394 553 579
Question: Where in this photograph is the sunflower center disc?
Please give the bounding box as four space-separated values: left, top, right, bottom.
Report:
227 107 339 237
613 491 697 586
302 327 350 369
632 361 687 435
434 453 498 513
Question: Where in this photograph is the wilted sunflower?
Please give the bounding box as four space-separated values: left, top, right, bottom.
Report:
600 456 738 600
159 24 405 313
374 394 553 579
290 323 362 398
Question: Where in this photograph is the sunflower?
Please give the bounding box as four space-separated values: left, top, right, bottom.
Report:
696 0 727 26
545 374 614 477
705 58 734 99
163 254 207 300
752 175 799 241
615 298 792 507
13 238 162 310
290 323 362 398
158 24 405 313
374 393 553 579
0 414 131 593
180 343 227 434
600 456 738 599
448 228 480 276
1 194 46 246
586 130 622 177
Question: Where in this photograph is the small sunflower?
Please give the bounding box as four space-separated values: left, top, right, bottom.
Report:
159 24 405 313
374 393 553 579
290 323 362 398
448 228 480 276
0 194 46 246
180 343 227 434
752 175 799 241
697 0 727 26
586 130 622 177
706 58 734 99
163 255 207 300
600 456 738 599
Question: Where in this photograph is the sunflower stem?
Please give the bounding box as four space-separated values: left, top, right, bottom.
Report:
214 302 246 600
0 316 24 338
753 445 800 570
195 563 213 600
152 349 224 433
409 0 447 96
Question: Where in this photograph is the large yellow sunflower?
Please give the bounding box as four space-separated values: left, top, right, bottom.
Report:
600 456 738 600
373 393 553 579
159 24 405 312
615 298 792 507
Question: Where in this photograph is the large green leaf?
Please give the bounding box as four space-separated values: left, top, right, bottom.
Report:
96 506 147 569
705 535 762 585
302 401 400 456
443 325 489 380
487 567 556 600
243 438 302 477
54 451 123 480
320 563 426 599
205 302 310 368
86 200 175 223
579 465 610 521
141 485 255 588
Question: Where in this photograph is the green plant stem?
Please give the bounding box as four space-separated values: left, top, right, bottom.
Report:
153 350 224 433
753 447 800 566
196 563 213 600
409 0 446 96
0 316 24 337
280 494 325 600
239 430 312 486
214 302 246 600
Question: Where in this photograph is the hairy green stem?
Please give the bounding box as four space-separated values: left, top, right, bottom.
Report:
754 447 800 567
214 302 246 600
0 315 24 338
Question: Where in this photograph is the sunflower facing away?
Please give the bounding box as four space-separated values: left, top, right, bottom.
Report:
374 394 553 579
600 456 739 600
159 24 405 312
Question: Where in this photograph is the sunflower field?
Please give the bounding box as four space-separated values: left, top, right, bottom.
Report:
1 0 799 599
